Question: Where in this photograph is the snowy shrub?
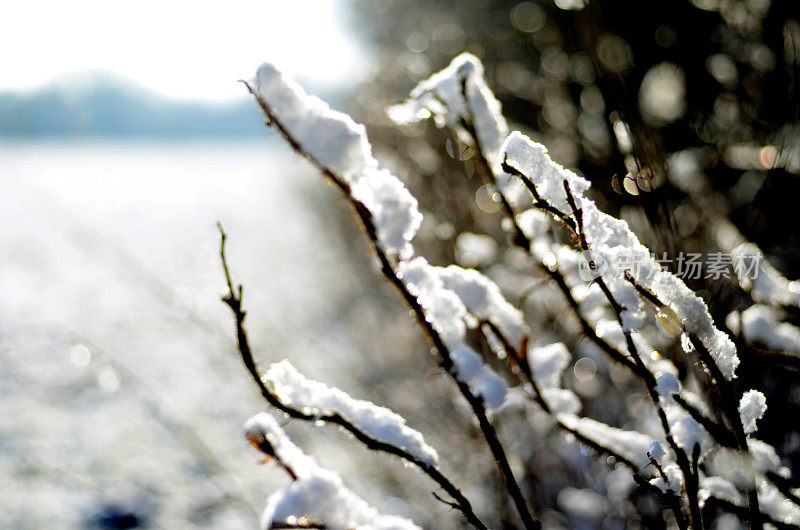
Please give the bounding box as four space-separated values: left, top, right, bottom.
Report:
218 54 800 529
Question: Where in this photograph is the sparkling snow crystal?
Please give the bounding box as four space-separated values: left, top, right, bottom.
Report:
263 360 438 466
738 389 767 435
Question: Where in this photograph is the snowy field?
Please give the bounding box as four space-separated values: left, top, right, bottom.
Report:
0 141 406 528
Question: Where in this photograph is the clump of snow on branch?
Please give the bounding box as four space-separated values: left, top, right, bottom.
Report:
648 440 666 461
541 388 582 416
437 265 527 350
254 62 422 256
749 439 791 478
455 232 498 268
528 342 570 388
398 257 508 408
732 243 800 308
501 131 740 380
389 53 508 169
560 415 655 469
515 208 550 242
244 413 421 530
738 389 767 435
699 476 743 506
650 464 684 495
757 480 800 526
503 132 591 214
652 372 714 456
262 360 439 466
727 304 800 354
668 408 713 455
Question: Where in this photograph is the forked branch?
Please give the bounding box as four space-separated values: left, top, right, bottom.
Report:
218 223 488 530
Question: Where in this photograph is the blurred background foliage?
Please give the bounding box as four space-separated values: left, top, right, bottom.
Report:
347 0 800 272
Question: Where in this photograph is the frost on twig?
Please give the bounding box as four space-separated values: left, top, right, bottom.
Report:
245 413 421 530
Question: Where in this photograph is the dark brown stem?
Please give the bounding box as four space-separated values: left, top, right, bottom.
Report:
689 335 763 530
218 223 488 530
561 181 703 530
483 316 690 529
270 522 327 529
243 82 539 529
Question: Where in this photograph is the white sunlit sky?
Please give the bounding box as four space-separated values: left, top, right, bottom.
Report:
0 0 361 100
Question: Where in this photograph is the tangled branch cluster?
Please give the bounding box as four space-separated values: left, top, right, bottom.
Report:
220 54 800 530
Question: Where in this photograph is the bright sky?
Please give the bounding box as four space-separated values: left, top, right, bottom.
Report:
0 0 361 101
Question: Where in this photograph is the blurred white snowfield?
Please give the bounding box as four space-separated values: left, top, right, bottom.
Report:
0 142 398 528
234 55 800 530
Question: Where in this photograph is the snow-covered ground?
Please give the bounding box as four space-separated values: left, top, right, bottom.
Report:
0 141 392 528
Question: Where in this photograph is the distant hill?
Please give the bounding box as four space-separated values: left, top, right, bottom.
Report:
0 73 341 139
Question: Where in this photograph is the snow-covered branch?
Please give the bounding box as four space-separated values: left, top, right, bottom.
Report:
218 224 488 530
241 63 540 528
221 50 798 530
245 413 422 530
